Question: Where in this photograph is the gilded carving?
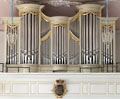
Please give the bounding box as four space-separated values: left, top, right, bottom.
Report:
52 80 67 98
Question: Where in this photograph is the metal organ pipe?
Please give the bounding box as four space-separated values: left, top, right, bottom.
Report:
28 13 31 63
36 16 39 64
95 15 98 64
93 15 95 64
23 15 25 64
25 14 28 64
34 15 37 64
111 28 113 64
20 16 24 63
57 26 59 64
86 14 88 64
32 14 35 64
83 15 86 64
89 14 92 64
14 27 17 64
81 16 84 64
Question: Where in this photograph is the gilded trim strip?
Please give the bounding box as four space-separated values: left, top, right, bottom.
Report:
101 24 114 29
41 31 51 42
69 31 80 43
53 24 68 28
7 24 19 30
20 11 39 16
80 11 100 16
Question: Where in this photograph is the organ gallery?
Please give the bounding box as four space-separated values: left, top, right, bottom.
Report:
2 3 118 73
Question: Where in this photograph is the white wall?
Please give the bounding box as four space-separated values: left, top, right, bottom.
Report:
116 31 120 62
0 73 120 99
0 31 5 63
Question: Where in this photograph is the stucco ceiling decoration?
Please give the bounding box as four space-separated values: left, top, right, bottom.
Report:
18 0 104 3
47 0 81 7
13 0 106 6
3 0 120 6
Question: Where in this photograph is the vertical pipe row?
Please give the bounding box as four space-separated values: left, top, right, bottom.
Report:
83 15 86 64
81 14 100 65
102 26 114 67
34 15 37 64
89 14 92 64
7 25 18 64
20 13 39 64
32 15 35 64
93 15 96 64
52 25 68 64
28 14 31 63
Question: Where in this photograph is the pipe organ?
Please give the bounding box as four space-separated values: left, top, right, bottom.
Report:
2 4 118 72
